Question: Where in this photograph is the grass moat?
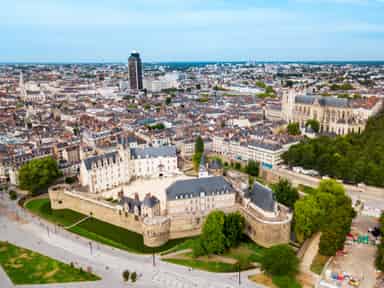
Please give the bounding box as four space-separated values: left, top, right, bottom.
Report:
25 198 191 254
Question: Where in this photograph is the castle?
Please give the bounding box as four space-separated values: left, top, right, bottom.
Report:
48 144 292 248
281 88 382 135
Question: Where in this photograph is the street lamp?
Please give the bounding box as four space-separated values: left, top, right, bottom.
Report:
238 263 241 285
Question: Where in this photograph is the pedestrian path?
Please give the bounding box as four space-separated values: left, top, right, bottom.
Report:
64 215 91 229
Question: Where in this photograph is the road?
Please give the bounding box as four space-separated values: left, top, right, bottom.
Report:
0 192 261 288
274 167 384 210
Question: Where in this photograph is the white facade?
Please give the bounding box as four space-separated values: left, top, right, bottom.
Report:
80 145 178 193
212 135 296 167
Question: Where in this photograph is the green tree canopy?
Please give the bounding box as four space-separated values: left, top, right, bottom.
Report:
18 157 61 195
224 212 245 248
287 122 301 136
201 210 226 255
193 211 246 257
283 112 384 187
305 119 320 133
294 180 354 256
271 179 299 208
260 245 299 276
294 195 322 242
195 136 204 154
245 160 259 177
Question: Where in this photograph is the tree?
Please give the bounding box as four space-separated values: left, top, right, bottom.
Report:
294 196 322 242
287 123 301 136
165 97 172 105
265 86 275 94
245 160 259 177
192 136 204 172
376 243 384 271
317 179 345 198
192 152 202 172
224 212 245 248
18 157 61 195
294 179 354 255
131 271 137 282
201 210 226 255
122 270 130 282
282 112 384 187
306 119 320 133
192 238 206 258
195 136 204 154
248 176 255 190
256 81 266 88
271 179 299 208
260 245 299 276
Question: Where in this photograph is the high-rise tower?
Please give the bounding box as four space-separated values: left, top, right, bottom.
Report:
128 51 143 90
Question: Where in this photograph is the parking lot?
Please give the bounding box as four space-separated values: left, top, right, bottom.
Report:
320 215 378 288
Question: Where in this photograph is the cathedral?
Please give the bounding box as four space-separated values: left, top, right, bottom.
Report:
281 88 382 135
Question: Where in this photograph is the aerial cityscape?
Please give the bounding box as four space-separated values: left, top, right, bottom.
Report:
1 1 384 288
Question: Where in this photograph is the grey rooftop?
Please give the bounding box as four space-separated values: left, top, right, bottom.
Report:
246 181 276 212
166 176 233 201
130 146 176 159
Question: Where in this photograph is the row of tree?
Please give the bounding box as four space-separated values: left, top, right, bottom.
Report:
294 180 355 256
283 112 384 187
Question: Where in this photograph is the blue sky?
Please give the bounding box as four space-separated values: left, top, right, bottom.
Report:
1 0 384 62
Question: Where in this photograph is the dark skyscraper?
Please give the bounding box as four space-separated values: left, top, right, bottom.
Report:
128 51 143 90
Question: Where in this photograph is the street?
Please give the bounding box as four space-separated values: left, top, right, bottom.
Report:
0 192 260 288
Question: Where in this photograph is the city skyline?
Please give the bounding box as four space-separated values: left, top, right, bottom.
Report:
1 0 384 62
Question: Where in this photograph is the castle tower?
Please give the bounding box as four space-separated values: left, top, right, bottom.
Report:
281 88 296 123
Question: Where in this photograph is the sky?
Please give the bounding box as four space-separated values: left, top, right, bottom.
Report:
1 0 384 62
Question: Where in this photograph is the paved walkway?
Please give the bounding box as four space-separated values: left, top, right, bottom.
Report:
300 232 321 272
0 193 262 288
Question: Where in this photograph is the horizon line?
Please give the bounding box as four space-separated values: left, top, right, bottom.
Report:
1 59 384 65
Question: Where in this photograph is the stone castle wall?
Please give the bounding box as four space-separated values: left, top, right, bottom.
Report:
48 185 291 248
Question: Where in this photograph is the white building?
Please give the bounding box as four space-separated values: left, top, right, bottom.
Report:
80 145 178 193
143 72 179 92
212 135 297 168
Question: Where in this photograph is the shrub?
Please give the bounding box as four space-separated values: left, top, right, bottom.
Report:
9 190 17 200
192 238 206 258
131 271 137 282
65 177 76 184
260 245 299 276
122 270 130 282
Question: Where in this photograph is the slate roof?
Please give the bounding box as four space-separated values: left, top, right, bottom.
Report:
166 176 233 201
83 151 118 170
142 194 160 208
120 196 141 214
246 182 276 212
130 146 176 159
295 95 349 108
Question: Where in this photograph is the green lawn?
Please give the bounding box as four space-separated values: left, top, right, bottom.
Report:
25 198 85 227
164 258 237 273
25 198 190 254
223 241 265 270
162 237 266 272
0 241 100 285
